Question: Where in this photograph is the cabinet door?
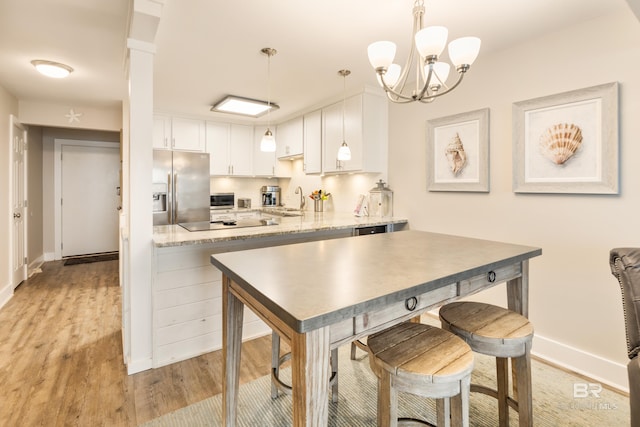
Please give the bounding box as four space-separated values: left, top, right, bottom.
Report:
303 110 322 174
253 127 276 176
229 124 254 176
171 117 205 152
322 95 363 173
153 115 170 149
276 116 303 159
206 122 230 175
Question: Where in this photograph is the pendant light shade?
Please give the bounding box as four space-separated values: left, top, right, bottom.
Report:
260 128 276 152
260 47 277 152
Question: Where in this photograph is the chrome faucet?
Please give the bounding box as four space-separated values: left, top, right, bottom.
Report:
295 186 305 210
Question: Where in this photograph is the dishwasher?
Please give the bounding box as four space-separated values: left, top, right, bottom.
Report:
354 225 387 236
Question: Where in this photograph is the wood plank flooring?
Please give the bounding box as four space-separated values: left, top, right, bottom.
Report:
0 260 275 426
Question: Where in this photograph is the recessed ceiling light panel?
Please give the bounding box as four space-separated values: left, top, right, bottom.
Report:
211 95 279 118
31 60 74 78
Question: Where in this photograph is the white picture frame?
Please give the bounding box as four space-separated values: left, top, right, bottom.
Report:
426 108 490 192
512 82 619 194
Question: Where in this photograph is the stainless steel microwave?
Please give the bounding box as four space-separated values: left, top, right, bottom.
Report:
210 193 234 209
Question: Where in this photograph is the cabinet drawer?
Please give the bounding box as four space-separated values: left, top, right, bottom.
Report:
458 264 522 296
354 283 457 335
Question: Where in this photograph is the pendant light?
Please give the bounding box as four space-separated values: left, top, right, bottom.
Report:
337 69 352 161
260 48 277 152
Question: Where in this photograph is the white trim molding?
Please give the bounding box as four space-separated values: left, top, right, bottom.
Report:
532 333 628 393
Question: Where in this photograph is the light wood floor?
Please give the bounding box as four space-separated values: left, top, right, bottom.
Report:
0 259 276 426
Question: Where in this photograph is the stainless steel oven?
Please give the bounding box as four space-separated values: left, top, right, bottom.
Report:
210 192 235 209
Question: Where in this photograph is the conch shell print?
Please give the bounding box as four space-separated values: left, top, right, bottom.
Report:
444 133 467 175
539 123 583 165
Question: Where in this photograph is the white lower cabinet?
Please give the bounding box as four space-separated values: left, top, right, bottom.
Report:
152 244 269 368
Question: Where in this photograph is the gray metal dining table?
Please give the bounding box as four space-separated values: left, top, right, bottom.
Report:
210 230 542 427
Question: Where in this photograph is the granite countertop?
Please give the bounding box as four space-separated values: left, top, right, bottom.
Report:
153 212 408 247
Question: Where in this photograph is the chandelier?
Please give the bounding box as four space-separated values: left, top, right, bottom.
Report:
367 0 481 104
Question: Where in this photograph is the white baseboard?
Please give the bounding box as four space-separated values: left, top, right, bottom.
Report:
533 334 628 394
43 252 56 262
0 282 14 310
126 357 153 375
28 255 45 277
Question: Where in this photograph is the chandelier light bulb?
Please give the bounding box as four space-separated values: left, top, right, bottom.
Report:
414 26 448 58
367 41 396 70
448 37 481 68
427 62 451 89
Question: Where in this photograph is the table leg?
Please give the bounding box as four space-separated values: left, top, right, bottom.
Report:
222 275 244 427
291 326 331 427
506 260 529 317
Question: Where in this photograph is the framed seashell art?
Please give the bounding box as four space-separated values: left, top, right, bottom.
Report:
426 108 490 192
513 82 618 194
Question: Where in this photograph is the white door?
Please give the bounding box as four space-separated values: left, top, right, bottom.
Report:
61 144 120 257
11 116 27 288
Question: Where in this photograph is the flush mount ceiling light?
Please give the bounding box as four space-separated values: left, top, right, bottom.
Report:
367 0 480 104
31 60 73 78
210 95 279 118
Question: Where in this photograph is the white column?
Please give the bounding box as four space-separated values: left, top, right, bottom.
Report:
125 39 156 374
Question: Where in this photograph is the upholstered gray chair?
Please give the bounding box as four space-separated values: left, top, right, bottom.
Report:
609 248 640 426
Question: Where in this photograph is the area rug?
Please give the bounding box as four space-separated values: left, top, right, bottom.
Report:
141 347 629 426
63 252 118 266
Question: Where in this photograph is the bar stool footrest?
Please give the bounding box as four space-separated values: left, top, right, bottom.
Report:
471 383 519 411
271 351 337 396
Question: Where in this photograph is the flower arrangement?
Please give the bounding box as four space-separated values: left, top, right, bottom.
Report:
309 189 331 201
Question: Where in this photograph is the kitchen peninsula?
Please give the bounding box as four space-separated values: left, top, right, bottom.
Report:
150 212 408 368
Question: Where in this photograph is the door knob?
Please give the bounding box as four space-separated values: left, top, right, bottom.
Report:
13 213 21 218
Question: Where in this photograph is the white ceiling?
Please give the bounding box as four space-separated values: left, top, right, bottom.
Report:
0 0 631 126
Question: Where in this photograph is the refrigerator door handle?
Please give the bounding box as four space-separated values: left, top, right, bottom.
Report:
173 173 178 223
168 173 173 224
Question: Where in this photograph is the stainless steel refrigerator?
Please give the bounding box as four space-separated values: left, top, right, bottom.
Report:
152 150 210 225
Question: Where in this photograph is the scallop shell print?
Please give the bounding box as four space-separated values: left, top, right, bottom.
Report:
444 133 467 175
539 123 583 165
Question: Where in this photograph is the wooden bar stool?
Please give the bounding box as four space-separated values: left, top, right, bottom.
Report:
270 331 340 402
439 302 534 427
367 322 474 427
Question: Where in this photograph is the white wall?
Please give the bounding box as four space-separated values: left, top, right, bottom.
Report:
0 84 19 307
388 9 640 391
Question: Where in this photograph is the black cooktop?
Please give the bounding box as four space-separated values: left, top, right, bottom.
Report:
178 218 279 232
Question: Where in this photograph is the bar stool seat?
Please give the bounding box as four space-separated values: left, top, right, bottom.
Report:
368 322 474 427
439 301 534 427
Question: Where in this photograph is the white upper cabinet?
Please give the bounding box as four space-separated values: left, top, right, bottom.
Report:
153 115 171 149
205 121 230 175
206 122 253 176
154 115 205 152
276 116 303 159
303 109 322 174
322 91 387 174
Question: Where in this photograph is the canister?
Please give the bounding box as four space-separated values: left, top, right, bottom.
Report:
368 180 394 218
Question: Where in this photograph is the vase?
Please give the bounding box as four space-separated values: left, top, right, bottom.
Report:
314 199 323 212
